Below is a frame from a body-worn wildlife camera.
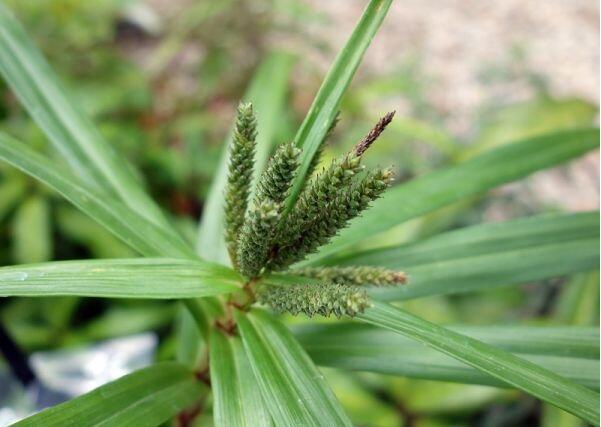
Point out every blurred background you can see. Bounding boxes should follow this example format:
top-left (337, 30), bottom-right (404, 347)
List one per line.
top-left (0, 1), bottom-right (598, 426)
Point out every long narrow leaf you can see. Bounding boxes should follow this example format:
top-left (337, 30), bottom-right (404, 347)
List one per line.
top-left (359, 302), bottom-right (600, 425)
top-left (209, 329), bottom-right (272, 427)
top-left (321, 212), bottom-right (599, 300)
top-left (0, 133), bottom-right (195, 259)
top-left (14, 362), bottom-right (205, 427)
top-left (0, 3), bottom-right (173, 232)
top-left (285, 0), bottom-right (393, 210)
top-left (0, 258), bottom-right (240, 298)
top-left (235, 309), bottom-right (352, 426)
top-left (295, 323), bottom-right (599, 389)
top-left (304, 128), bottom-right (599, 262)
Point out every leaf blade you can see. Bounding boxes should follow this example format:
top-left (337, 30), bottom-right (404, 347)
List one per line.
top-left (209, 329), bottom-right (272, 427)
top-left (0, 3), bottom-right (173, 232)
top-left (286, 0), bottom-right (393, 210)
top-left (359, 302), bottom-right (600, 425)
top-left (12, 194), bottom-right (51, 263)
top-left (295, 323), bottom-right (599, 389)
top-left (0, 133), bottom-right (195, 259)
top-left (0, 258), bottom-right (240, 298)
top-left (14, 362), bottom-right (205, 427)
top-left (235, 309), bottom-right (352, 426)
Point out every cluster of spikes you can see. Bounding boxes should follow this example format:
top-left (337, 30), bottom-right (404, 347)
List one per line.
top-left (224, 102), bottom-right (407, 318)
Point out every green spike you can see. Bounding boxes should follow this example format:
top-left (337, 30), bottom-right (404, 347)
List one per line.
top-left (270, 168), bottom-right (394, 270)
top-left (224, 102), bottom-right (257, 267)
top-left (291, 266), bottom-right (407, 286)
top-left (255, 142), bottom-right (301, 204)
top-left (257, 283), bottom-right (370, 318)
top-left (236, 199), bottom-right (280, 278)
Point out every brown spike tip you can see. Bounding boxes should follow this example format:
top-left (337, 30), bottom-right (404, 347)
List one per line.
top-left (354, 111), bottom-right (396, 157)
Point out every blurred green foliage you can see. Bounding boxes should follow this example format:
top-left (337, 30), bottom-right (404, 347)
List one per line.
top-left (0, 1), bottom-right (598, 426)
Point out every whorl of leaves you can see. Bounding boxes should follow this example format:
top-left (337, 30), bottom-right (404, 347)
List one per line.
top-left (257, 283), bottom-right (369, 318)
top-left (224, 102), bottom-right (257, 266)
top-left (291, 266), bottom-right (407, 286)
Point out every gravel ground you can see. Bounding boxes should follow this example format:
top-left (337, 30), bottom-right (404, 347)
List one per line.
top-left (303, 0), bottom-right (598, 131)
top-left (139, 0), bottom-right (599, 211)
top-left (300, 0), bottom-right (600, 212)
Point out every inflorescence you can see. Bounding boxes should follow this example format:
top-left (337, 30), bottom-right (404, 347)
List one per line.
top-left (223, 104), bottom-right (406, 318)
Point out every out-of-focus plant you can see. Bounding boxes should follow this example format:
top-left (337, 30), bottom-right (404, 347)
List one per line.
top-left (0, 1), bottom-right (599, 426)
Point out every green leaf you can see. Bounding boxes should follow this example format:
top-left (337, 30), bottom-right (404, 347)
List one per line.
top-left (554, 271), bottom-right (600, 326)
top-left (55, 206), bottom-right (137, 259)
top-left (322, 212), bottom-right (599, 300)
top-left (196, 52), bottom-right (294, 263)
top-left (543, 405), bottom-right (588, 427)
top-left (359, 302), bottom-right (600, 425)
top-left (0, 133), bottom-right (195, 259)
top-left (235, 309), bottom-right (352, 426)
top-left (286, 0), bottom-right (393, 211)
top-left (295, 323), bottom-right (599, 389)
top-left (0, 258), bottom-right (240, 298)
top-left (14, 362), bottom-right (205, 427)
top-left (176, 306), bottom-right (204, 366)
top-left (209, 329), bottom-right (272, 427)
top-left (464, 97), bottom-right (598, 159)
top-left (0, 178), bottom-right (25, 222)
top-left (303, 128), bottom-right (599, 262)
top-left (69, 304), bottom-right (176, 343)
top-left (0, 3), bottom-right (173, 233)
top-left (12, 194), bottom-right (51, 263)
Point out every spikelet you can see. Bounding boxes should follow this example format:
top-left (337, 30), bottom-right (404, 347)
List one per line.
top-left (273, 154), bottom-right (363, 255)
top-left (224, 102), bottom-right (257, 266)
top-left (236, 199), bottom-right (279, 278)
top-left (257, 283), bottom-right (369, 318)
top-left (255, 142), bottom-right (301, 204)
top-left (236, 143), bottom-right (300, 277)
top-left (272, 113), bottom-right (395, 268)
top-left (291, 266), bottom-right (407, 286)
top-left (270, 167), bottom-right (394, 270)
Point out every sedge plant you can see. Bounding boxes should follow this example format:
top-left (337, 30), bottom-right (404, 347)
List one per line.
top-left (224, 105), bottom-right (405, 318)
top-left (0, 1), bottom-right (599, 426)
